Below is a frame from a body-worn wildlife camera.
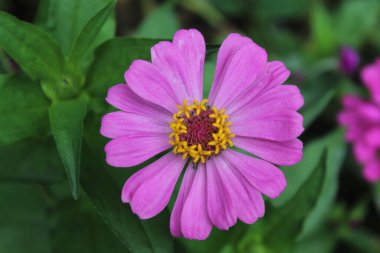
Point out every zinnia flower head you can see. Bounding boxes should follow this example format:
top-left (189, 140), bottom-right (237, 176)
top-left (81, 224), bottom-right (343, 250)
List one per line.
top-left (339, 59), bottom-right (380, 182)
top-left (100, 29), bottom-right (304, 239)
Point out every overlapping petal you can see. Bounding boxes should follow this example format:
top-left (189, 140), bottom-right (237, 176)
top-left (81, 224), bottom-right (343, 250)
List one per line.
top-left (227, 61), bottom-right (291, 116)
top-left (213, 157), bottom-right (261, 224)
top-left (106, 84), bottom-right (171, 122)
top-left (208, 33), bottom-right (253, 104)
top-left (233, 137), bottom-right (303, 166)
top-left (230, 109), bottom-right (304, 141)
top-left (122, 153), bottom-right (186, 219)
top-left (151, 41), bottom-right (191, 103)
top-left (209, 34), bottom-right (267, 109)
top-left (180, 164), bottom-right (212, 240)
top-left (222, 149), bottom-right (286, 199)
top-left (100, 111), bottom-right (170, 139)
top-left (173, 29), bottom-right (205, 101)
top-left (105, 133), bottom-right (170, 167)
top-left (206, 160), bottom-right (236, 230)
top-left (170, 166), bottom-right (196, 237)
top-left (125, 60), bottom-right (180, 113)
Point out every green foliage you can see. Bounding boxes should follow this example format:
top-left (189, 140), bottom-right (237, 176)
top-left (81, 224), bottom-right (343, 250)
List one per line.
top-left (68, 2), bottom-right (115, 64)
top-left (0, 184), bottom-right (50, 253)
top-left (0, 1), bottom-right (378, 252)
top-left (335, 0), bottom-right (380, 47)
top-left (50, 185), bottom-right (129, 253)
top-left (36, 0), bottom-right (116, 55)
top-left (0, 11), bottom-right (64, 81)
top-left (252, 0), bottom-right (311, 19)
top-left (0, 75), bottom-right (49, 144)
top-left (81, 144), bottom-right (173, 253)
top-left (135, 3), bottom-right (180, 39)
top-left (301, 89), bottom-right (335, 128)
top-left (0, 138), bottom-right (63, 183)
top-left (86, 37), bottom-right (157, 97)
top-left (310, 3), bottom-right (337, 56)
top-left (299, 130), bottom-right (346, 240)
top-left (49, 95), bottom-right (88, 199)
top-left (239, 152), bottom-right (327, 253)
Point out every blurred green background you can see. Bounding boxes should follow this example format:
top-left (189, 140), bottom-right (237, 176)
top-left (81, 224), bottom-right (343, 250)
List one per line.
top-left (0, 0), bottom-right (379, 252)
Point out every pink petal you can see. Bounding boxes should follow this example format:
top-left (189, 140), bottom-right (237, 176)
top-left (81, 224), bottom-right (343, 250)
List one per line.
top-left (353, 142), bottom-right (374, 163)
top-left (263, 61), bottom-right (291, 90)
top-left (227, 61), bottom-right (291, 116)
top-left (180, 164), bottom-right (212, 240)
top-left (233, 137), bottom-right (303, 166)
top-left (357, 102), bottom-right (380, 122)
top-left (151, 41), bottom-right (190, 103)
top-left (122, 153), bottom-right (186, 219)
top-left (105, 133), bottom-right (170, 167)
top-left (361, 59), bottom-right (380, 104)
top-left (338, 110), bottom-right (356, 127)
top-left (230, 110), bottom-right (304, 141)
top-left (222, 149), bottom-right (286, 199)
top-left (342, 95), bottom-right (362, 109)
top-left (364, 127), bottom-right (380, 148)
top-left (100, 111), bottom-right (170, 139)
top-left (170, 166), bottom-right (196, 237)
top-left (231, 84), bottom-right (303, 117)
top-left (173, 29), bottom-right (205, 101)
top-left (241, 181), bottom-right (265, 218)
top-left (206, 160), bottom-right (237, 230)
top-left (208, 33), bottom-right (253, 104)
top-left (213, 157), bottom-right (259, 224)
top-left (124, 60), bottom-right (179, 113)
top-left (209, 35), bottom-right (267, 109)
top-left (363, 160), bottom-right (380, 182)
top-left (106, 84), bottom-right (171, 122)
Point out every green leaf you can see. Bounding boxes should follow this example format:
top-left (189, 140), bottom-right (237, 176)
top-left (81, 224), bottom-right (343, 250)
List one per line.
top-left (37, 0), bottom-right (116, 55)
top-left (241, 152), bottom-right (327, 253)
top-left (335, 0), bottom-right (380, 47)
top-left (339, 229), bottom-right (380, 253)
top-left (252, 0), bottom-right (311, 19)
top-left (49, 95), bottom-right (88, 199)
top-left (0, 183), bottom-right (50, 253)
top-left (299, 129), bottom-right (347, 239)
top-left (301, 89), bottom-right (335, 128)
top-left (0, 11), bottom-right (64, 80)
top-left (294, 230), bottom-right (336, 253)
top-left (0, 75), bottom-right (50, 145)
top-left (203, 60), bottom-right (216, 98)
top-left (86, 37), bottom-right (157, 97)
top-left (374, 182), bottom-right (380, 213)
top-left (51, 191), bottom-right (129, 253)
top-left (272, 138), bottom-right (326, 207)
top-left (135, 3), bottom-right (180, 39)
top-left (0, 138), bottom-right (63, 183)
top-left (81, 144), bottom-right (173, 253)
top-left (68, 1), bottom-right (115, 64)
top-left (310, 3), bottom-right (336, 55)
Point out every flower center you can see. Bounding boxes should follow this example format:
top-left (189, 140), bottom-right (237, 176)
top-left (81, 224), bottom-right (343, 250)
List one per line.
top-left (169, 99), bottom-right (235, 164)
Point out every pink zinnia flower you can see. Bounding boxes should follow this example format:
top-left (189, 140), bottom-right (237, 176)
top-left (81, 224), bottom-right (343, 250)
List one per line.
top-left (339, 59), bottom-right (380, 182)
top-left (100, 29), bottom-right (304, 239)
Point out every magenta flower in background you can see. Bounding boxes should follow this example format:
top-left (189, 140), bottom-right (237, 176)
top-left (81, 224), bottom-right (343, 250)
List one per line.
top-left (339, 46), bottom-right (360, 75)
top-left (362, 59), bottom-right (380, 104)
top-left (339, 59), bottom-right (380, 182)
top-left (100, 29), bottom-right (304, 239)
